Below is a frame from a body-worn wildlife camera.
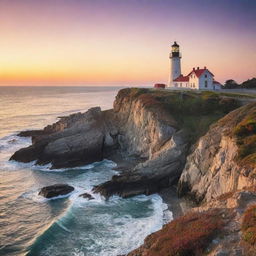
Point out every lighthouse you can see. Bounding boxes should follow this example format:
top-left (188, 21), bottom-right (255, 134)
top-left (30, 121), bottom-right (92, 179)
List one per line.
top-left (168, 41), bottom-right (181, 87)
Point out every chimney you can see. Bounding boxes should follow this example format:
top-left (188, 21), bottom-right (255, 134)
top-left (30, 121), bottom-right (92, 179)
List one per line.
top-left (204, 66), bottom-right (207, 69)
top-left (193, 67), bottom-right (195, 71)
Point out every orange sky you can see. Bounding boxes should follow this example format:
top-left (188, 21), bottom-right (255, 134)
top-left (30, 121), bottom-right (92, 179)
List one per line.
top-left (0, 0), bottom-right (255, 86)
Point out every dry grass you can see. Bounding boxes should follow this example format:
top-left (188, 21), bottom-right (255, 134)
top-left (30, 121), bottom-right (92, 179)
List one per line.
top-left (242, 205), bottom-right (256, 247)
top-left (128, 209), bottom-right (225, 256)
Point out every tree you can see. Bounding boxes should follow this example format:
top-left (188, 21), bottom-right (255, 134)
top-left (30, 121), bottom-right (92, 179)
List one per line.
top-left (241, 78), bottom-right (256, 89)
top-left (223, 79), bottom-right (240, 89)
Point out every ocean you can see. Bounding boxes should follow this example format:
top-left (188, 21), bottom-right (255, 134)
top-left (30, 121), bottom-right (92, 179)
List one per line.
top-left (0, 86), bottom-right (172, 256)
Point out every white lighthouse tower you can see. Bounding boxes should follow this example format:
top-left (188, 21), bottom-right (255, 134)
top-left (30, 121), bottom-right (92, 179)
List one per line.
top-left (168, 41), bottom-right (181, 87)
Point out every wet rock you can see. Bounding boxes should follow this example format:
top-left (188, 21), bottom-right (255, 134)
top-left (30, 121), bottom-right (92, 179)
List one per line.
top-left (94, 130), bottom-right (188, 198)
top-left (10, 107), bottom-right (110, 168)
top-left (17, 130), bottom-right (49, 137)
top-left (79, 192), bottom-right (94, 200)
top-left (39, 184), bottom-right (74, 198)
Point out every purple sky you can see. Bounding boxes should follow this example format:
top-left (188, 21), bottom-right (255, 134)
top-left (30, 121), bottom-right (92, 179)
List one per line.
top-left (0, 0), bottom-right (255, 85)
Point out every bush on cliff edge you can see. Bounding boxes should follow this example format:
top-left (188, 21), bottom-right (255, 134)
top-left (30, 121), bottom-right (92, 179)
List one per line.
top-left (128, 209), bottom-right (225, 256)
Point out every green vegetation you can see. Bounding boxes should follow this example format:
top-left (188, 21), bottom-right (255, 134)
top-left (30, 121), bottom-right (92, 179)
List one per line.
top-left (118, 88), bottom-right (240, 144)
top-left (137, 209), bottom-right (224, 256)
top-left (242, 205), bottom-right (256, 246)
top-left (223, 77), bottom-right (256, 89)
top-left (233, 110), bottom-right (256, 166)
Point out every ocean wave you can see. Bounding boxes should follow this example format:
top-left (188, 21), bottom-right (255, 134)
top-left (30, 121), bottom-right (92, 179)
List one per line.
top-left (27, 193), bottom-right (173, 256)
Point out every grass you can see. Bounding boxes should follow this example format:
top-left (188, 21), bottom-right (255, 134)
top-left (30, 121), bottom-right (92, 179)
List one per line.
top-left (118, 88), bottom-right (256, 165)
top-left (128, 209), bottom-right (225, 256)
top-left (242, 205), bottom-right (256, 246)
top-left (117, 88), bottom-right (241, 144)
top-left (232, 110), bottom-right (256, 166)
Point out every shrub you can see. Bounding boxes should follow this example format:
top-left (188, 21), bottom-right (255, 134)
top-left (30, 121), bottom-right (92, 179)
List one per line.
top-left (242, 205), bottom-right (256, 246)
top-left (233, 111), bottom-right (256, 165)
top-left (129, 209), bottom-right (225, 256)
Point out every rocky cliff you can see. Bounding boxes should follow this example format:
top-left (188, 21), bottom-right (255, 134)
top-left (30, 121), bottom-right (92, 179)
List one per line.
top-left (178, 102), bottom-right (256, 203)
top-left (10, 88), bottom-right (256, 255)
top-left (11, 88), bottom-right (240, 197)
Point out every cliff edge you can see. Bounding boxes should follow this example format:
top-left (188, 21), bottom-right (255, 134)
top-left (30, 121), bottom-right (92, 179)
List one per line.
top-left (178, 102), bottom-right (256, 203)
top-left (11, 88), bottom-right (240, 198)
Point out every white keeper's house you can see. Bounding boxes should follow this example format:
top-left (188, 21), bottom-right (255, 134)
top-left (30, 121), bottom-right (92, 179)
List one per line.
top-left (168, 41), bottom-right (221, 90)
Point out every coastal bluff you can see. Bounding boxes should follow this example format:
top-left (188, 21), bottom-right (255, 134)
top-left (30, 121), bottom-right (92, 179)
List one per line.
top-left (10, 88), bottom-right (256, 255)
top-left (10, 88), bottom-right (255, 200)
top-left (11, 88), bottom-right (241, 198)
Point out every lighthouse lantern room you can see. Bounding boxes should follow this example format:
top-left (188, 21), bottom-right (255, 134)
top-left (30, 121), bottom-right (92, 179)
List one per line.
top-left (169, 41), bottom-right (181, 87)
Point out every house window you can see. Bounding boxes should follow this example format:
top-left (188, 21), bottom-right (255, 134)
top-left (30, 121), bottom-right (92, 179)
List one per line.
top-left (205, 81), bottom-right (208, 88)
top-left (180, 83), bottom-right (182, 87)
top-left (205, 74), bottom-right (207, 78)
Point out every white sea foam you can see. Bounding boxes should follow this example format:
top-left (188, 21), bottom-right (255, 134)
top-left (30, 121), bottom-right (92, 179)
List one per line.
top-left (1, 132), bottom-right (173, 256)
top-left (68, 194), bottom-right (173, 256)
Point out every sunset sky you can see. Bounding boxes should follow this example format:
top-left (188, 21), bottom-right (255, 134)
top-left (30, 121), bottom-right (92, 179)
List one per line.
top-left (0, 0), bottom-right (255, 86)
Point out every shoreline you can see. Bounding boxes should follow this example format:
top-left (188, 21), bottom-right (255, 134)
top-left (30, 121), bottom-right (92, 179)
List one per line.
top-left (159, 186), bottom-right (195, 219)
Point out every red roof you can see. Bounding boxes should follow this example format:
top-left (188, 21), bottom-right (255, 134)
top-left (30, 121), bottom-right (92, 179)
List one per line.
top-left (173, 75), bottom-right (189, 82)
top-left (188, 67), bottom-right (214, 78)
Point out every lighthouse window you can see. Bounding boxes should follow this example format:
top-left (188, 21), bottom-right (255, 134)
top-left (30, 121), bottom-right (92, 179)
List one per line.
top-left (205, 81), bottom-right (208, 88)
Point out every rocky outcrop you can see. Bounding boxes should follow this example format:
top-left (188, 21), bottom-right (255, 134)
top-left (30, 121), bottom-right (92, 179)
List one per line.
top-left (11, 89), bottom-right (190, 196)
top-left (94, 130), bottom-right (188, 198)
top-left (39, 184), bottom-right (74, 198)
top-left (10, 107), bottom-right (118, 168)
top-left (178, 103), bottom-right (256, 203)
top-left (79, 192), bottom-right (94, 200)
top-left (11, 88), bottom-right (242, 198)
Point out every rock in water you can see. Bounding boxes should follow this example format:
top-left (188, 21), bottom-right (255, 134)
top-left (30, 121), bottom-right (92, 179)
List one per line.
top-left (10, 107), bottom-right (111, 168)
top-left (39, 184), bottom-right (74, 198)
top-left (79, 192), bottom-right (94, 200)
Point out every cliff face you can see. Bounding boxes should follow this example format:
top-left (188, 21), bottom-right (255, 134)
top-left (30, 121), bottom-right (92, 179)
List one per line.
top-left (11, 88), bottom-right (242, 198)
top-left (94, 89), bottom-right (189, 197)
top-left (178, 103), bottom-right (256, 203)
top-left (113, 89), bottom-right (177, 159)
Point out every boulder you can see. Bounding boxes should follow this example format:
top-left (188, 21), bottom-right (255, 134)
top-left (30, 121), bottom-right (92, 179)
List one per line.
top-left (79, 192), bottom-right (94, 200)
top-left (39, 184), bottom-right (74, 198)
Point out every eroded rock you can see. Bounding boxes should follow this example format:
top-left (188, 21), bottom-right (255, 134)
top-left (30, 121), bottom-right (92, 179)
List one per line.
top-left (39, 184), bottom-right (74, 198)
top-left (79, 192), bottom-right (94, 200)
